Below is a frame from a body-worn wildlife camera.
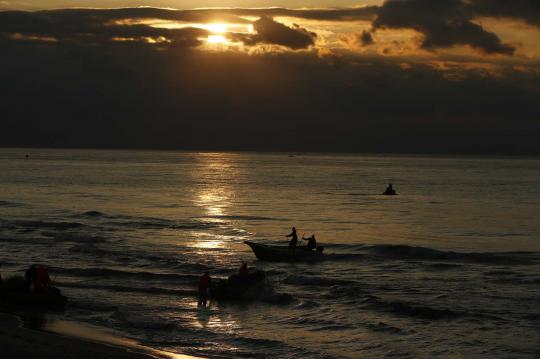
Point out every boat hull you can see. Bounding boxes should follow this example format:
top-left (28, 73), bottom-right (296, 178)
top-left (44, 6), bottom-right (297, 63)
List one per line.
top-left (0, 288), bottom-right (68, 310)
top-left (244, 241), bottom-right (324, 262)
top-left (210, 271), bottom-right (266, 301)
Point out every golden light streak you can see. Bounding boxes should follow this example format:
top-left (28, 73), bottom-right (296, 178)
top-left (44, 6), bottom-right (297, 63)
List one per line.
top-left (207, 35), bottom-right (227, 44)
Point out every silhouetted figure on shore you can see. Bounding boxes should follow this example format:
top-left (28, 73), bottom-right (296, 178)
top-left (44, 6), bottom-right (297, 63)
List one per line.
top-left (286, 227), bottom-right (298, 249)
top-left (302, 235), bottom-right (317, 250)
top-left (383, 183), bottom-right (397, 196)
top-left (24, 265), bottom-right (51, 293)
top-left (25, 265), bottom-right (37, 291)
top-left (35, 266), bottom-right (51, 293)
top-left (198, 271), bottom-right (211, 307)
top-left (239, 260), bottom-right (249, 276)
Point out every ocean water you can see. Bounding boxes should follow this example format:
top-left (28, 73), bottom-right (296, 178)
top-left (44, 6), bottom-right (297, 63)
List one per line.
top-left (0, 148), bottom-right (539, 358)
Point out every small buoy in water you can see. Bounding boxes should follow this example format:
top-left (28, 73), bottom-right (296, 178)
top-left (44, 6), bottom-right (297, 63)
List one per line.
top-left (25, 154), bottom-right (29, 159)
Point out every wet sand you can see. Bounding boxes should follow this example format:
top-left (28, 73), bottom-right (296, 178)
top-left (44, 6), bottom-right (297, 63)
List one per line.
top-left (0, 313), bottom-right (199, 359)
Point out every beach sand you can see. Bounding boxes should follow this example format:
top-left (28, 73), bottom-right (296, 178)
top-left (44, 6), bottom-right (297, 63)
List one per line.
top-left (0, 313), bottom-right (200, 359)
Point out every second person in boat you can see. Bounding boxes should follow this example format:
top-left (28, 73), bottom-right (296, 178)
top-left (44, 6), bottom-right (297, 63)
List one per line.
top-left (302, 234), bottom-right (317, 250)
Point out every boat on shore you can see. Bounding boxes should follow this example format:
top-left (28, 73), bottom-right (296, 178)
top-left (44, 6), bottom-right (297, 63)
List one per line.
top-left (244, 240), bottom-right (325, 262)
top-left (0, 276), bottom-right (68, 310)
top-left (0, 289), bottom-right (68, 310)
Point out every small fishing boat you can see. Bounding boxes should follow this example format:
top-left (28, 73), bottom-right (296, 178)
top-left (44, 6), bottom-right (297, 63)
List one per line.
top-left (0, 287), bottom-right (68, 310)
top-left (0, 275), bottom-right (68, 310)
top-left (244, 241), bottom-right (325, 262)
top-left (210, 270), bottom-right (267, 301)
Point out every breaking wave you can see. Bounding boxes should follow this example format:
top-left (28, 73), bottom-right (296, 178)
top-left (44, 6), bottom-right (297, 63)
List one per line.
top-left (56, 281), bottom-right (196, 296)
top-left (362, 295), bottom-right (459, 320)
top-left (0, 219), bottom-right (87, 230)
top-left (283, 275), bottom-right (355, 287)
top-left (50, 266), bottom-right (199, 283)
top-left (361, 244), bottom-right (540, 265)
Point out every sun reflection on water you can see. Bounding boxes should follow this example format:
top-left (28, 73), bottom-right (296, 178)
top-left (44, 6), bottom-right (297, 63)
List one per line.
top-left (191, 153), bottom-right (241, 249)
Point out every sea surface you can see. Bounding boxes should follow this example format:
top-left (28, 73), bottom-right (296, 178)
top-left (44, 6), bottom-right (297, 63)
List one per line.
top-left (0, 148), bottom-right (539, 358)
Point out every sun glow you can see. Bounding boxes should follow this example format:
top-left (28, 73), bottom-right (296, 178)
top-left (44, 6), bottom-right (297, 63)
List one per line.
top-left (207, 23), bottom-right (228, 34)
top-left (207, 35), bottom-right (227, 44)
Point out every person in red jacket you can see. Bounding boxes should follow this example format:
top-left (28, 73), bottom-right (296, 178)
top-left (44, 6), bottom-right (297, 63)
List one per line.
top-left (35, 266), bottom-right (51, 293)
top-left (198, 271), bottom-right (211, 307)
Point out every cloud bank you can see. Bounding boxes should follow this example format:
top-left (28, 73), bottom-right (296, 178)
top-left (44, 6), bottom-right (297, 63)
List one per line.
top-left (0, 5), bottom-right (539, 154)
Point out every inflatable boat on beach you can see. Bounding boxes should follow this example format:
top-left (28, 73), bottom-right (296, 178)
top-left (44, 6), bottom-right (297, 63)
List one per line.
top-left (210, 270), bottom-right (267, 301)
top-left (244, 240), bottom-right (325, 262)
top-left (0, 287), bottom-right (68, 310)
top-left (0, 276), bottom-right (68, 310)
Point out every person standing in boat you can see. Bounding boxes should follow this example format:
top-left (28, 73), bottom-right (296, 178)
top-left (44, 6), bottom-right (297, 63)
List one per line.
top-left (198, 271), bottom-right (211, 307)
top-left (302, 234), bottom-right (317, 250)
top-left (286, 227), bottom-right (298, 249)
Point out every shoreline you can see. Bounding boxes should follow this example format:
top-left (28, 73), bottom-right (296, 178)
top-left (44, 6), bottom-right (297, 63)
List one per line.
top-left (0, 312), bottom-right (201, 359)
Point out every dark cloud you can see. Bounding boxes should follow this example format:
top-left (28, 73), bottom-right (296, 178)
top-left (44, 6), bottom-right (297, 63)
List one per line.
top-left (0, 9), bottom-right (210, 47)
top-left (372, 0), bottom-right (515, 55)
top-left (231, 16), bottom-right (316, 49)
top-left (359, 30), bottom-right (374, 46)
top-left (1, 3), bottom-right (538, 55)
top-left (0, 8), bottom-right (319, 49)
top-left (5, 6), bottom-right (378, 26)
top-left (0, 6), bottom-right (539, 154)
top-left (1, 29), bottom-right (539, 154)
top-left (471, 0), bottom-right (540, 27)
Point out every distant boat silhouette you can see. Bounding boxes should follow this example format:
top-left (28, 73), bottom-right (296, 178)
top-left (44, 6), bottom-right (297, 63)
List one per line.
top-left (383, 183), bottom-right (397, 196)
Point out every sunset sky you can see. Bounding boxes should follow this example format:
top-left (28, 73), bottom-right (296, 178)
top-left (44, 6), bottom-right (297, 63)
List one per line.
top-left (1, 0), bottom-right (539, 154)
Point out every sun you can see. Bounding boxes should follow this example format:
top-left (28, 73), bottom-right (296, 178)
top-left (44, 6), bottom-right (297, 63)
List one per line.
top-left (207, 23), bottom-right (227, 34)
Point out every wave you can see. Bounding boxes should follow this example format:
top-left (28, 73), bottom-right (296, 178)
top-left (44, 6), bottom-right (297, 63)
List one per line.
top-left (0, 200), bottom-right (23, 207)
top-left (196, 215), bottom-right (282, 221)
top-left (0, 219), bottom-right (87, 231)
top-left (68, 299), bottom-right (119, 312)
top-left (363, 295), bottom-right (459, 320)
top-left (324, 243), bottom-right (371, 250)
top-left (366, 322), bottom-right (403, 334)
top-left (43, 232), bottom-right (107, 244)
top-left (103, 219), bottom-right (217, 230)
top-left (80, 210), bottom-right (106, 217)
top-left (423, 263), bottom-right (463, 271)
top-left (262, 292), bottom-right (295, 305)
top-left (362, 244), bottom-right (540, 265)
top-left (457, 231), bottom-right (525, 238)
top-left (18, 220), bottom-right (86, 229)
top-left (276, 316), bottom-right (355, 333)
top-left (56, 281), bottom-right (196, 296)
top-left (50, 266), bottom-right (199, 283)
top-left (110, 311), bottom-right (178, 331)
top-left (72, 211), bottom-right (220, 230)
top-left (324, 253), bottom-right (369, 262)
top-left (295, 300), bottom-right (321, 309)
top-left (283, 274), bottom-right (355, 287)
